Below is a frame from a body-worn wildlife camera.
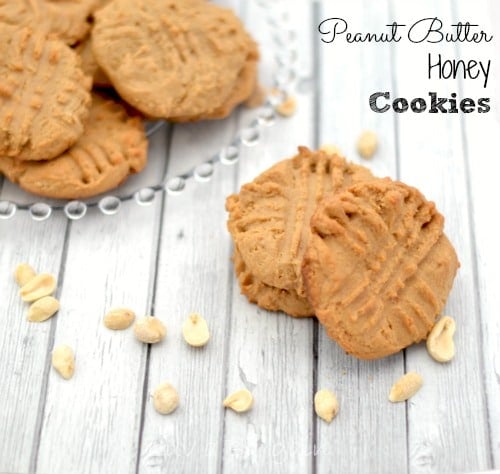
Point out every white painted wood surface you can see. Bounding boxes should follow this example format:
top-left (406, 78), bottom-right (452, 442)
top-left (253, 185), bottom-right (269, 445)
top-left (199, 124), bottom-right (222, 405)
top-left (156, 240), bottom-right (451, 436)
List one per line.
top-left (0, 0), bottom-right (499, 473)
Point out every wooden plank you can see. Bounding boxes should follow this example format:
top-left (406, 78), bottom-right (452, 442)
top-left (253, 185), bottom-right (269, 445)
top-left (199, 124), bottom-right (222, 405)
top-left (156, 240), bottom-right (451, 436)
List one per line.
top-left (0, 214), bottom-right (67, 473)
top-left (455, 0), bottom-right (499, 466)
top-left (391, 0), bottom-right (492, 472)
top-left (315, 1), bottom-right (406, 473)
top-left (34, 129), bottom-right (168, 473)
top-left (221, 1), bottom-right (315, 472)
top-left (136, 3), bottom-right (242, 472)
top-left (136, 134), bottom-right (236, 474)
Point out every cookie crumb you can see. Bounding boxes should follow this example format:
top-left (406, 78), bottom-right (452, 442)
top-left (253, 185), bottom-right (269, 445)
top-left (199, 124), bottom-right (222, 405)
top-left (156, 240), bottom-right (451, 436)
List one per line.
top-left (357, 130), bottom-right (378, 159)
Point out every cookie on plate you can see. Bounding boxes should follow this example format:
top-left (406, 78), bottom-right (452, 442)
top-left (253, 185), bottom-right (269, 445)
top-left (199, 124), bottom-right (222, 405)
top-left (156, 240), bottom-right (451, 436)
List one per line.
top-left (91, 0), bottom-right (258, 120)
top-left (226, 147), bottom-right (375, 298)
top-left (0, 94), bottom-right (147, 199)
top-left (0, 25), bottom-right (91, 161)
top-left (302, 178), bottom-right (459, 360)
top-left (0, 0), bottom-right (95, 45)
top-left (74, 34), bottom-right (112, 88)
top-left (233, 246), bottom-right (314, 318)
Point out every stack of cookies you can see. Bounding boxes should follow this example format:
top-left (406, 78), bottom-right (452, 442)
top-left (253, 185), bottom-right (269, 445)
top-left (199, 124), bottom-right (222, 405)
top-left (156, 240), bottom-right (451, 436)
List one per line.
top-left (0, 0), bottom-right (259, 199)
top-left (226, 147), bottom-right (460, 360)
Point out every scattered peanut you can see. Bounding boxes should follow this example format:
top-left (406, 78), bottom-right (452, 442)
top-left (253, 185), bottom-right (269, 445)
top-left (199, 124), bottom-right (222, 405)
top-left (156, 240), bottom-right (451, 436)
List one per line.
top-left (276, 95), bottom-right (297, 117)
top-left (320, 144), bottom-right (344, 157)
top-left (152, 382), bottom-right (179, 415)
top-left (14, 263), bottom-right (37, 287)
top-left (19, 273), bottom-right (56, 302)
top-left (223, 389), bottom-right (254, 413)
top-left (182, 313), bottom-right (210, 347)
top-left (389, 372), bottom-right (423, 402)
top-left (52, 344), bottom-right (75, 380)
top-left (104, 307), bottom-right (136, 330)
top-left (314, 389), bottom-right (339, 423)
top-left (426, 316), bottom-right (456, 363)
top-left (133, 316), bottom-right (166, 344)
top-left (27, 296), bottom-right (60, 322)
top-left (356, 130), bottom-right (378, 159)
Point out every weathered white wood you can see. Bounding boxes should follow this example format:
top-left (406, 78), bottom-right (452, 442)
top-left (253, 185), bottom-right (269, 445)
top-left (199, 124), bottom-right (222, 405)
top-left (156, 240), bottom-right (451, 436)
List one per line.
top-left (315, 1), bottom-right (406, 473)
top-left (34, 129), bottom-right (167, 474)
top-left (456, 0), bottom-right (500, 466)
top-left (0, 215), bottom-right (67, 473)
top-left (137, 110), bottom-right (237, 474)
top-left (391, 0), bottom-right (491, 472)
top-left (222, 2), bottom-right (316, 473)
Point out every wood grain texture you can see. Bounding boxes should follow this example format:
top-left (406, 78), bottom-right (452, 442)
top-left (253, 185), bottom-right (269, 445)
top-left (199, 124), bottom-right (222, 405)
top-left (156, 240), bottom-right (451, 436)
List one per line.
top-left (315, 1), bottom-right (407, 472)
top-left (456, 0), bottom-right (500, 466)
top-left (391, 0), bottom-right (492, 472)
top-left (222, 2), bottom-right (315, 473)
top-left (34, 129), bottom-right (168, 474)
top-left (0, 215), bottom-right (67, 473)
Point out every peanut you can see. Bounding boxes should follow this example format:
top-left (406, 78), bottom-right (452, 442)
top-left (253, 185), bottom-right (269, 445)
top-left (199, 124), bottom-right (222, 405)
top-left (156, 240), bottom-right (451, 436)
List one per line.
top-left (182, 312), bottom-right (210, 347)
top-left (19, 273), bottom-right (56, 302)
top-left (356, 130), bottom-right (378, 159)
top-left (426, 316), bottom-right (456, 362)
top-left (14, 263), bottom-right (36, 287)
top-left (223, 389), bottom-right (253, 413)
top-left (104, 307), bottom-right (136, 330)
top-left (133, 316), bottom-right (166, 344)
top-left (52, 344), bottom-right (75, 379)
top-left (276, 96), bottom-right (297, 117)
top-left (152, 382), bottom-right (179, 415)
top-left (27, 296), bottom-right (60, 322)
top-left (314, 389), bottom-right (339, 423)
top-left (389, 372), bottom-right (423, 402)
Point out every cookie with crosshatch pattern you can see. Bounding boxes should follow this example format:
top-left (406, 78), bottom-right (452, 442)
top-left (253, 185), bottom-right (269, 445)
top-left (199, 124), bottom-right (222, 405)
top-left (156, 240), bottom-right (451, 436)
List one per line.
top-left (226, 146), bottom-right (375, 302)
top-left (0, 93), bottom-right (147, 199)
top-left (302, 178), bottom-right (459, 360)
top-left (0, 25), bottom-right (91, 161)
top-left (91, 0), bottom-right (258, 120)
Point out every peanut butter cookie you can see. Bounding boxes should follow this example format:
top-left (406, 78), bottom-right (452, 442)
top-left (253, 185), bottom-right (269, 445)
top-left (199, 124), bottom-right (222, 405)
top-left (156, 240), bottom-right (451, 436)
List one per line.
top-left (0, 94), bottom-right (147, 199)
top-left (91, 0), bottom-right (258, 120)
top-left (233, 246), bottom-right (314, 318)
top-left (0, 25), bottom-right (91, 161)
top-left (0, 0), bottom-right (95, 45)
top-left (226, 147), bottom-right (374, 297)
top-left (302, 178), bottom-right (459, 360)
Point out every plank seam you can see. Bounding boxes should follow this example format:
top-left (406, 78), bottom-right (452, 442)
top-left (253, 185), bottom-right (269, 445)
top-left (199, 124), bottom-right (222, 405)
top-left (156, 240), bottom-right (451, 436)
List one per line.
top-left (29, 220), bottom-right (72, 473)
top-left (450, 0), bottom-right (494, 467)
top-left (134, 124), bottom-right (173, 474)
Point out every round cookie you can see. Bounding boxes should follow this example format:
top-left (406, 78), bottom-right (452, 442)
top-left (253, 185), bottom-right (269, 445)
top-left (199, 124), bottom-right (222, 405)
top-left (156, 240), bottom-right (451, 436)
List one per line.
top-left (233, 246), bottom-right (314, 318)
top-left (0, 94), bottom-right (147, 199)
top-left (91, 0), bottom-right (258, 120)
top-left (0, 25), bottom-right (91, 161)
top-left (226, 146), bottom-right (374, 297)
top-left (302, 178), bottom-right (459, 360)
top-left (0, 0), bottom-right (95, 45)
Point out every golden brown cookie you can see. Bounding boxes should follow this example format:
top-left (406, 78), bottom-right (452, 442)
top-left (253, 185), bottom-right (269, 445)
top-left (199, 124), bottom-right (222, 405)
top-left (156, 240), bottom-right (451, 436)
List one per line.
top-left (226, 147), bottom-right (374, 297)
top-left (302, 178), bottom-right (459, 360)
top-left (233, 246), bottom-right (314, 318)
top-left (74, 34), bottom-right (112, 88)
top-left (169, 42), bottom-right (258, 122)
top-left (0, 94), bottom-right (147, 199)
top-left (0, 25), bottom-right (91, 161)
top-left (0, 0), bottom-right (95, 45)
top-left (91, 0), bottom-right (258, 120)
